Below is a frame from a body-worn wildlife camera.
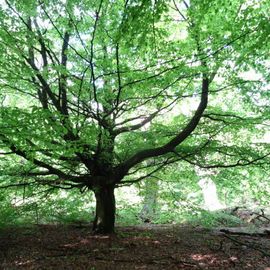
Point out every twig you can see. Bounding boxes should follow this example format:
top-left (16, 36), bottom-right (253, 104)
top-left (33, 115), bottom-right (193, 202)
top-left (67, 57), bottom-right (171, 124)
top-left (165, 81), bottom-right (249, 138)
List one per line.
top-left (222, 233), bottom-right (270, 257)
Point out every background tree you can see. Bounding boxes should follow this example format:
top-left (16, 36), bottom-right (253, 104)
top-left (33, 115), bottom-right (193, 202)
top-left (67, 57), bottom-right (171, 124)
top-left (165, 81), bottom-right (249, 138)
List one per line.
top-left (0, 0), bottom-right (269, 233)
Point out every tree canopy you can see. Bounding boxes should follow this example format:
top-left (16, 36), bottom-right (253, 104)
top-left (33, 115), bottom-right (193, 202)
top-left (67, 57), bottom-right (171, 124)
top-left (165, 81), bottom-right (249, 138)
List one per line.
top-left (0, 0), bottom-right (269, 233)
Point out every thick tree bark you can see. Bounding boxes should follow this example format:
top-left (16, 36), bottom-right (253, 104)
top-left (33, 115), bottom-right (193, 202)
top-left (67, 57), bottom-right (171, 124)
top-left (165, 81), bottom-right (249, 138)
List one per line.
top-left (93, 185), bottom-right (116, 234)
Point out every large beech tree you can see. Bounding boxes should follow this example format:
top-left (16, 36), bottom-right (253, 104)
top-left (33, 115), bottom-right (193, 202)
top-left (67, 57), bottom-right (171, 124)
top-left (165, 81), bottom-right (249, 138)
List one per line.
top-left (0, 0), bottom-right (269, 233)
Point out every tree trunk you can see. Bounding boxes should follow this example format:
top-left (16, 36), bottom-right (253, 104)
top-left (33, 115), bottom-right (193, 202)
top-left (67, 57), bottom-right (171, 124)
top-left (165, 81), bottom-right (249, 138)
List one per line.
top-left (139, 179), bottom-right (158, 223)
top-left (93, 185), bottom-right (116, 234)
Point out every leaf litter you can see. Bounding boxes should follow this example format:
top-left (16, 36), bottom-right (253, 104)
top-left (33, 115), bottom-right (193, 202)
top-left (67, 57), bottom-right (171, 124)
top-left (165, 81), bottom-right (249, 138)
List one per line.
top-left (0, 224), bottom-right (270, 269)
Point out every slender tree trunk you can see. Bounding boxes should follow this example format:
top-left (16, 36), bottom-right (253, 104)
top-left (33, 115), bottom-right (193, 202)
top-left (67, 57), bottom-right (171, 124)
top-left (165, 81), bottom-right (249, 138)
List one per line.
top-left (139, 179), bottom-right (158, 222)
top-left (93, 185), bottom-right (116, 234)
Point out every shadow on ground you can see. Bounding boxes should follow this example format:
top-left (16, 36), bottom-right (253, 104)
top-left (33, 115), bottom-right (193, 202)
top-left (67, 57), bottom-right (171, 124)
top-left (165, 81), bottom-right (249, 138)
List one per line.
top-left (0, 224), bottom-right (270, 269)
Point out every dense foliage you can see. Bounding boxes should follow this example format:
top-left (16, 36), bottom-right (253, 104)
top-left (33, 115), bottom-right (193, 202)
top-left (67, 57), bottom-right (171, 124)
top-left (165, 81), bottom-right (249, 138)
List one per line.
top-left (0, 0), bottom-right (269, 233)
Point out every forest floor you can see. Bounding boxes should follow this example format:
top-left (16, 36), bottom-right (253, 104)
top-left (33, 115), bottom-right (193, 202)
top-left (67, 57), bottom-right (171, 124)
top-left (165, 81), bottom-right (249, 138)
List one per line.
top-left (0, 223), bottom-right (270, 270)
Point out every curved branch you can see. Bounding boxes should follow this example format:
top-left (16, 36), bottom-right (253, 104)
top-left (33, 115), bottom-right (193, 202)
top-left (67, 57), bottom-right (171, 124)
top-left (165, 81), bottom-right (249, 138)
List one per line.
top-left (117, 75), bottom-right (209, 176)
top-left (113, 111), bottom-right (158, 135)
top-left (0, 134), bottom-right (71, 180)
top-left (183, 152), bottom-right (270, 169)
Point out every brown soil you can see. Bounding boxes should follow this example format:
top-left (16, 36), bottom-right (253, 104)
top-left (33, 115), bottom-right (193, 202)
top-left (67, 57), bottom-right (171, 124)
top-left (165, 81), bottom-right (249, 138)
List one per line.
top-left (0, 224), bottom-right (269, 269)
